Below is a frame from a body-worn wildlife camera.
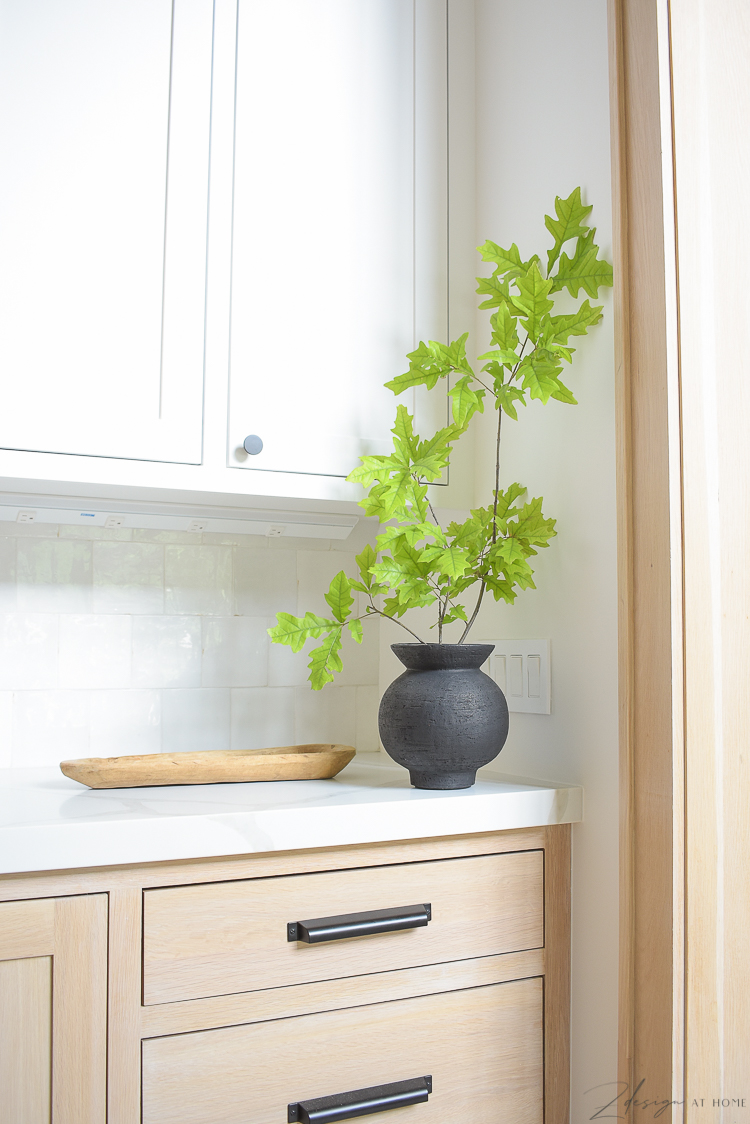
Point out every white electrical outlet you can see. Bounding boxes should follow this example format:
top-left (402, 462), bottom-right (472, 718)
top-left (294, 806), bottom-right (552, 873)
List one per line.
top-left (267, 525), bottom-right (285, 537)
top-left (478, 639), bottom-right (551, 714)
top-left (104, 515), bottom-right (125, 529)
top-left (16, 510), bottom-right (36, 523)
top-left (187, 520), bottom-right (208, 533)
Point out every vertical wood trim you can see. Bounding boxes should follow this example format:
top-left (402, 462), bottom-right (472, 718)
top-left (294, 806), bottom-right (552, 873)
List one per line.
top-left (52, 895), bottom-right (108, 1124)
top-left (609, 0), bottom-right (684, 1111)
top-left (544, 824), bottom-right (571, 1124)
top-left (108, 888), bottom-right (143, 1124)
top-left (608, 0), bottom-right (636, 1093)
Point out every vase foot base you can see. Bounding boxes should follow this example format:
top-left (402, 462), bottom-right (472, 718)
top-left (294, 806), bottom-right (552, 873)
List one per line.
top-left (408, 769), bottom-right (476, 790)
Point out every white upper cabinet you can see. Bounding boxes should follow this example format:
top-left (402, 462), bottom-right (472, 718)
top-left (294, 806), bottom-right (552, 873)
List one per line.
top-left (0, 0), bottom-right (456, 507)
top-left (226, 0), bottom-right (449, 480)
top-left (0, 0), bottom-right (213, 464)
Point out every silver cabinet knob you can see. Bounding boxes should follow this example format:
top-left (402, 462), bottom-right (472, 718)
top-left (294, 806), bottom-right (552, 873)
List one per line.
top-left (243, 434), bottom-right (263, 455)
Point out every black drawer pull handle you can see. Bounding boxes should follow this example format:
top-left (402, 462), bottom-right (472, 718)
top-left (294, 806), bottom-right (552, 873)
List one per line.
top-left (288, 1075), bottom-right (432, 1122)
top-left (287, 903), bottom-right (431, 944)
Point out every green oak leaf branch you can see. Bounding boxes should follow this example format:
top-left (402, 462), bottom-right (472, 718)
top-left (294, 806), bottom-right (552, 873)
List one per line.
top-left (269, 189), bottom-right (613, 689)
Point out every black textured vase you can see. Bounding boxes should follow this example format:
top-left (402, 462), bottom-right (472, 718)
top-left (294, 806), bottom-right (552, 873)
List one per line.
top-left (378, 644), bottom-right (509, 790)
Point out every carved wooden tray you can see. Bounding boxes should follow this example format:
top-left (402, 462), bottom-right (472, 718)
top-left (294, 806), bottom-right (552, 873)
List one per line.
top-left (59, 744), bottom-right (356, 789)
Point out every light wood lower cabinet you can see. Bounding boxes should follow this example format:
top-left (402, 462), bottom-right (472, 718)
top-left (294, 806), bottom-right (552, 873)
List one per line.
top-left (0, 826), bottom-right (570, 1124)
top-left (0, 895), bottom-right (108, 1124)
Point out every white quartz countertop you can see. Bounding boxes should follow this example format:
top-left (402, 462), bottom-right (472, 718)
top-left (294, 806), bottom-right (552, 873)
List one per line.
top-left (0, 754), bottom-right (583, 876)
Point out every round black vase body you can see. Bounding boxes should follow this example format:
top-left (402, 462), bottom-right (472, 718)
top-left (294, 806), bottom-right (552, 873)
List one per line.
top-left (378, 644), bottom-right (509, 790)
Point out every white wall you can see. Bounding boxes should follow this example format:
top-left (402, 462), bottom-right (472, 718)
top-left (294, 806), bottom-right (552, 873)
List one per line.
top-left (0, 519), bottom-right (380, 767)
top-left (475, 0), bottom-right (619, 1112)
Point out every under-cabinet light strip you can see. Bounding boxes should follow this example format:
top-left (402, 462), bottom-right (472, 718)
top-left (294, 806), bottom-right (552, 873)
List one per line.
top-left (0, 497), bottom-right (357, 540)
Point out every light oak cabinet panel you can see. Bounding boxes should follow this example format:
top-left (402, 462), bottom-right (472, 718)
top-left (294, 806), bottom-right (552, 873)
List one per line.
top-left (142, 850), bottom-right (544, 1004)
top-left (0, 895), bottom-right (108, 1124)
top-left (0, 0), bottom-right (212, 465)
top-left (0, 956), bottom-right (52, 1124)
top-left (142, 977), bottom-right (544, 1124)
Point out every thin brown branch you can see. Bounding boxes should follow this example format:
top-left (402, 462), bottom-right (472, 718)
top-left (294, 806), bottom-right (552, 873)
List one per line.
top-left (458, 578), bottom-right (486, 643)
top-left (366, 601), bottom-right (425, 643)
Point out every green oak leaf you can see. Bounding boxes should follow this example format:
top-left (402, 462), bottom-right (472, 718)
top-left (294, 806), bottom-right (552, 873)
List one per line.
top-left (550, 378), bottom-right (577, 405)
top-left (493, 482), bottom-right (527, 521)
top-left (484, 573), bottom-right (517, 603)
top-left (449, 376), bottom-right (485, 428)
top-left (490, 303), bottom-right (520, 352)
top-left (477, 348), bottom-right (520, 369)
top-left (355, 544), bottom-right (377, 587)
top-left (476, 273), bottom-right (525, 313)
top-left (324, 571), bottom-right (354, 623)
top-left (477, 240), bottom-right (539, 280)
top-left (420, 545), bottom-right (471, 580)
top-left (545, 187), bottom-right (593, 272)
top-left (494, 380), bottom-right (527, 420)
top-left (510, 497), bottom-right (557, 545)
top-left (544, 299), bottom-right (604, 346)
top-left (519, 351), bottom-right (574, 404)
top-left (513, 262), bottom-right (554, 340)
top-left (347, 455), bottom-right (397, 487)
top-left (268, 611), bottom-right (334, 653)
top-left (385, 334), bottom-right (473, 395)
top-left (550, 229), bottom-right (614, 298)
top-left (392, 405), bottom-right (418, 458)
top-left (308, 629), bottom-right (344, 690)
top-left (348, 618), bottom-right (364, 644)
top-left (441, 603), bottom-right (468, 625)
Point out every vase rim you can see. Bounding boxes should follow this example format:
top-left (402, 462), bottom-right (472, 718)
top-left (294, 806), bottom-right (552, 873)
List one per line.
top-left (390, 642), bottom-right (494, 670)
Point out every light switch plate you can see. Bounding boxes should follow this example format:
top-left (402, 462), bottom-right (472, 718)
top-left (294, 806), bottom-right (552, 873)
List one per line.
top-left (478, 639), bottom-right (551, 714)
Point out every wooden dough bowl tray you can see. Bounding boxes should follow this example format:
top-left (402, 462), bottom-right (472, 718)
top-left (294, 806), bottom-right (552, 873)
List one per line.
top-left (60, 745), bottom-right (356, 789)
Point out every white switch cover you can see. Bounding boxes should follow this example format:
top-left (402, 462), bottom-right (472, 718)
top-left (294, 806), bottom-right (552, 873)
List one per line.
top-left (478, 639), bottom-right (551, 714)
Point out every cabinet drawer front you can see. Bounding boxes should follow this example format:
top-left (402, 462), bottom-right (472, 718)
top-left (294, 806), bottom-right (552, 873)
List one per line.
top-left (143, 851), bottom-right (543, 1004)
top-left (142, 977), bottom-right (543, 1124)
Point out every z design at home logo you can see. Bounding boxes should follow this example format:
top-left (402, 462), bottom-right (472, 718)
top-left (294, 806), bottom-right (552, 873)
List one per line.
top-left (586, 1081), bottom-right (748, 1120)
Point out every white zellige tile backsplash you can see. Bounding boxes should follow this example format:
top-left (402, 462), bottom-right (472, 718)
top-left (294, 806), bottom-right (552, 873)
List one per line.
top-left (0, 521), bottom-right (380, 768)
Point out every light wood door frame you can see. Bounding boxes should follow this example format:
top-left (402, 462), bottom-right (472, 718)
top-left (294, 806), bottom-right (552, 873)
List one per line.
top-left (609, 0), bottom-right (685, 1107)
top-left (611, 0), bottom-right (750, 1112)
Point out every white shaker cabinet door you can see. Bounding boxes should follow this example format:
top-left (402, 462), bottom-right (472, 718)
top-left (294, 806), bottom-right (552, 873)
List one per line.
top-left (227, 0), bottom-right (449, 479)
top-left (0, 0), bottom-right (213, 464)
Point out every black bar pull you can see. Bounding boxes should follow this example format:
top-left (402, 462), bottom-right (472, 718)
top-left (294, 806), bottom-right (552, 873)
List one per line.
top-left (288, 1075), bottom-right (432, 1123)
top-left (287, 903), bottom-right (431, 944)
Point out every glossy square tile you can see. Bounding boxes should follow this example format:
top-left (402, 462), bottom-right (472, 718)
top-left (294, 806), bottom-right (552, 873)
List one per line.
top-left (233, 548), bottom-right (297, 616)
top-left (0, 614), bottom-right (58, 690)
top-left (59, 615), bottom-right (132, 689)
top-left (165, 545), bottom-right (232, 615)
top-left (93, 541), bottom-right (164, 614)
top-left (355, 685), bottom-right (380, 752)
top-left (12, 690), bottom-right (90, 767)
top-left (90, 689), bottom-right (161, 757)
top-left (201, 617), bottom-right (269, 688)
top-left (17, 539), bottom-right (92, 613)
top-left (297, 550), bottom-right (359, 617)
top-left (230, 687), bottom-right (295, 749)
top-left (0, 691), bottom-right (12, 768)
top-left (267, 633), bottom-right (312, 687)
top-left (161, 688), bottom-right (231, 753)
top-left (294, 684), bottom-right (356, 747)
top-left (0, 537), bottom-right (17, 613)
top-left (132, 616), bottom-right (201, 689)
